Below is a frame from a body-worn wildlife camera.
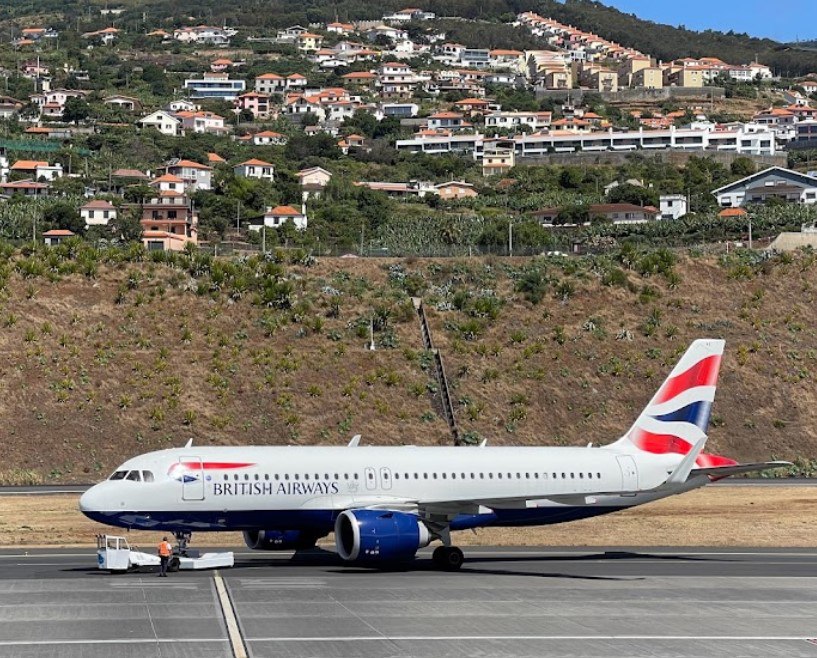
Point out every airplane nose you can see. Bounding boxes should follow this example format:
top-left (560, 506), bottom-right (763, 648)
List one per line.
top-left (79, 485), bottom-right (103, 514)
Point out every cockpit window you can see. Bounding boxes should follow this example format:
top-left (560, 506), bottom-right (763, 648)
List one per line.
top-left (142, 471), bottom-right (154, 483)
top-left (109, 471), bottom-right (128, 481)
top-left (125, 471), bottom-right (141, 482)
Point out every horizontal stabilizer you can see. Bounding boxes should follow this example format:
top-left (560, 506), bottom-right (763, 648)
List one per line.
top-left (666, 436), bottom-right (708, 485)
top-left (691, 461), bottom-right (791, 479)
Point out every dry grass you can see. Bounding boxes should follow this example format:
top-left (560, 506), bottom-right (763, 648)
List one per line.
top-left (3, 487), bottom-right (815, 548)
top-left (2, 253), bottom-right (817, 482)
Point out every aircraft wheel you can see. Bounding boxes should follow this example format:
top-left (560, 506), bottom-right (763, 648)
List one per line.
top-left (167, 556), bottom-right (181, 572)
top-left (433, 546), bottom-right (464, 571)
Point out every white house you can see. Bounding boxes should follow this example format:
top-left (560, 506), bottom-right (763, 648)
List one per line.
top-left (712, 167), bottom-right (817, 208)
top-left (251, 130), bottom-right (288, 146)
top-left (81, 199), bottom-right (117, 227)
top-left (233, 159), bottom-right (275, 182)
top-left (175, 111), bottom-right (227, 135)
top-left (138, 110), bottom-right (182, 136)
top-left (163, 159), bottom-right (213, 192)
top-left (183, 74), bottom-right (246, 100)
top-left (256, 205), bottom-right (307, 230)
top-left (298, 166), bottom-right (332, 200)
top-left (659, 194), bottom-right (688, 220)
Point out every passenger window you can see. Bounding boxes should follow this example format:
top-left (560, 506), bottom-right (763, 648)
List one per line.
top-left (223, 474), bottom-right (229, 481)
top-left (234, 474), bottom-right (239, 481)
top-left (394, 473), bottom-right (399, 479)
top-left (354, 474), bottom-right (359, 480)
top-left (432, 473), bottom-right (437, 479)
top-left (294, 474), bottom-right (299, 480)
top-left (561, 473), bottom-right (566, 479)
top-left (264, 474), bottom-right (269, 481)
top-left (244, 474), bottom-right (250, 481)
top-left (275, 474), bottom-right (280, 480)
top-left (254, 474), bottom-right (259, 481)
top-left (125, 471), bottom-right (140, 482)
top-left (488, 473), bottom-right (493, 479)
top-left (343, 474), bottom-right (348, 480)
top-left (570, 473), bottom-right (575, 479)
top-left (304, 473), bottom-right (309, 480)
top-left (285, 474), bottom-right (290, 480)
top-left (597, 473), bottom-right (601, 479)
top-left (441, 473), bottom-right (447, 479)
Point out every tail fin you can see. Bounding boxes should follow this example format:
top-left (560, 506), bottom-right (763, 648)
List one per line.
top-left (609, 339), bottom-right (736, 467)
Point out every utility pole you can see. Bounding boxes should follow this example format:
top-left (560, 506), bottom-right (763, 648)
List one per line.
top-left (235, 200), bottom-right (241, 231)
top-left (748, 216), bottom-right (753, 250)
top-left (359, 224), bottom-right (364, 256)
top-left (508, 220), bottom-right (513, 257)
top-left (261, 224), bottom-right (266, 254)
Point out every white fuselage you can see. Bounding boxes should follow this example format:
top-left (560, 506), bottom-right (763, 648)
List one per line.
top-left (79, 445), bottom-right (700, 535)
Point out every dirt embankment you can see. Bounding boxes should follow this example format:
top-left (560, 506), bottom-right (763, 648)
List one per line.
top-left (4, 487), bottom-right (815, 548)
top-left (1, 252), bottom-right (816, 483)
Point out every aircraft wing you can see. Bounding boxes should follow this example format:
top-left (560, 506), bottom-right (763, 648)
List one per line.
top-left (690, 461), bottom-right (792, 479)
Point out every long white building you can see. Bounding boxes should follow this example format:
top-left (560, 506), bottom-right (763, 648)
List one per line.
top-left (396, 125), bottom-right (777, 157)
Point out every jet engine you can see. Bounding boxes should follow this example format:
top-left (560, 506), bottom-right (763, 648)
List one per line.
top-left (243, 529), bottom-right (320, 551)
top-left (334, 509), bottom-right (431, 563)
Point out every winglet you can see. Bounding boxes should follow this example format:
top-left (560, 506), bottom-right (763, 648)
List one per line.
top-left (666, 436), bottom-right (707, 485)
top-left (347, 434), bottom-right (361, 447)
top-left (184, 438), bottom-right (193, 448)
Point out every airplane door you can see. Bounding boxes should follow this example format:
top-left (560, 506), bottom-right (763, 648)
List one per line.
top-left (616, 455), bottom-right (639, 492)
top-left (180, 457), bottom-right (205, 501)
top-left (364, 467), bottom-right (378, 491)
top-left (380, 467), bottom-right (392, 491)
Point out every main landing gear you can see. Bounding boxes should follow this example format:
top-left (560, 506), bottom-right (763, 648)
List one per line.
top-left (432, 545), bottom-right (464, 571)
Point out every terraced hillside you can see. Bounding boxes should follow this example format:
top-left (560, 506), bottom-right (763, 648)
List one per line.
top-left (0, 243), bottom-right (816, 484)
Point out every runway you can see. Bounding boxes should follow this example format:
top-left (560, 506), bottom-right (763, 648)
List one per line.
top-left (0, 547), bottom-right (815, 657)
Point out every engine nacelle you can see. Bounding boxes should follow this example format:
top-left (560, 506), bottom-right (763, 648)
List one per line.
top-left (243, 529), bottom-right (319, 551)
top-left (334, 509), bottom-right (431, 563)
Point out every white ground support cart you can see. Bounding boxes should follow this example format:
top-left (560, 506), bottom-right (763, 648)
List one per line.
top-left (96, 535), bottom-right (234, 572)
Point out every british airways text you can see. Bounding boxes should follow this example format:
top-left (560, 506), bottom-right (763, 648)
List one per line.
top-left (212, 481), bottom-right (340, 496)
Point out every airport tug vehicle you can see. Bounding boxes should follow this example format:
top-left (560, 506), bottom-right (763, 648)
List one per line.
top-left (95, 533), bottom-right (234, 573)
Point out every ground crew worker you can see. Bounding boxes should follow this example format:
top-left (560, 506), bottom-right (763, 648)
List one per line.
top-left (157, 536), bottom-right (173, 577)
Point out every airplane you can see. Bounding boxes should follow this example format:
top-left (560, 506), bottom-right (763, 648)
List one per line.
top-left (79, 339), bottom-right (789, 571)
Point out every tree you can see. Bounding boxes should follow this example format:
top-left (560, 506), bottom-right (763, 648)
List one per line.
top-left (44, 201), bottom-right (83, 234)
top-left (607, 184), bottom-right (659, 207)
top-left (730, 157), bottom-right (756, 178)
top-left (62, 97), bottom-right (91, 124)
top-left (111, 207), bottom-right (143, 243)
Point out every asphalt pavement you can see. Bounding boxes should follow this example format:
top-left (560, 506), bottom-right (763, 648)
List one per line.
top-left (0, 546), bottom-right (814, 657)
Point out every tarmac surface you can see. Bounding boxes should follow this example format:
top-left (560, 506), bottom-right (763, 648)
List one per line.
top-left (0, 546), bottom-right (815, 657)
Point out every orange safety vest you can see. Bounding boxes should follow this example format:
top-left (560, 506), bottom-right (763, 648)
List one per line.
top-left (158, 541), bottom-right (172, 557)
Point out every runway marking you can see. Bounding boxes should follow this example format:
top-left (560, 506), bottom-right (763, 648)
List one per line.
top-left (0, 639), bottom-right (227, 647)
top-left (245, 635), bottom-right (817, 642)
top-left (214, 571), bottom-right (249, 658)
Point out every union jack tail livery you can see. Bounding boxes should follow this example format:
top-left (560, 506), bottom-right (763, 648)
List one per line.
top-left (612, 339), bottom-right (737, 468)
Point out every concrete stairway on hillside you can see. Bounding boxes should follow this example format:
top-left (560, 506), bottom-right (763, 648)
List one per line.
top-left (412, 297), bottom-right (462, 446)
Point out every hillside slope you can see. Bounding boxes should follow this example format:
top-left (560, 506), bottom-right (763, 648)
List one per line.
top-left (1, 246), bottom-right (816, 484)
top-left (2, 0), bottom-right (814, 75)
